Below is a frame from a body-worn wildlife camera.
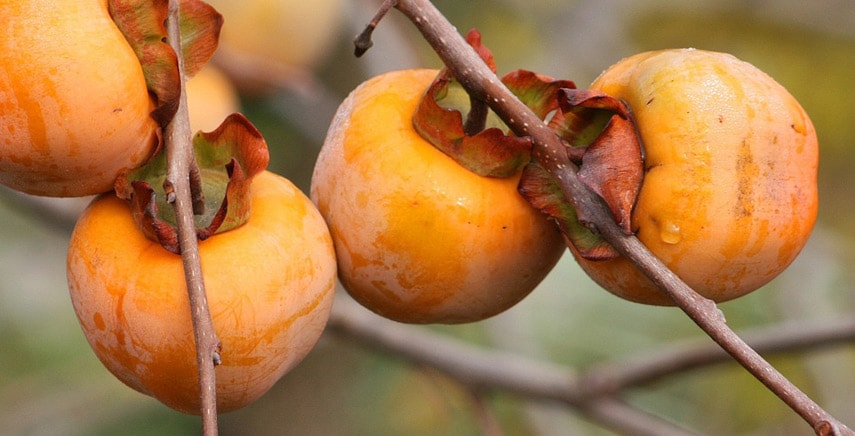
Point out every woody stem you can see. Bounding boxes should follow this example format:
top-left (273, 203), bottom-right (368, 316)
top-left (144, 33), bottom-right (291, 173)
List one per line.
top-left (163, 1), bottom-right (221, 434)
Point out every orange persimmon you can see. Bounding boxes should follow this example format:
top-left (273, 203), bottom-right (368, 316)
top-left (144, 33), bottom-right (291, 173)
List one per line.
top-left (67, 171), bottom-right (336, 413)
top-left (310, 69), bottom-right (566, 324)
top-left (0, 0), bottom-right (158, 197)
top-left (573, 49), bottom-right (818, 305)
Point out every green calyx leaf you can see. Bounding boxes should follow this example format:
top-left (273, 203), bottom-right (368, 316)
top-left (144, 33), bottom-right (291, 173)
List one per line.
top-left (115, 114), bottom-right (270, 253)
top-left (413, 30), bottom-right (530, 178)
top-left (502, 70), bottom-right (576, 120)
top-left (412, 29), bottom-right (579, 179)
top-left (109, 0), bottom-right (223, 126)
top-left (518, 162), bottom-right (619, 260)
top-left (520, 89), bottom-right (644, 261)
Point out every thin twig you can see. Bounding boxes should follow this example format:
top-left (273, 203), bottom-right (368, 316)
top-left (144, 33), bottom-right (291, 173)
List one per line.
top-left (581, 316), bottom-right (855, 396)
top-left (365, 1), bottom-right (852, 434)
top-left (164, 1), bottom-right (221, 433)
top-left (354, 0), bottom-right (397, 57)
top-left (328, 296), bottom-right (855, 433)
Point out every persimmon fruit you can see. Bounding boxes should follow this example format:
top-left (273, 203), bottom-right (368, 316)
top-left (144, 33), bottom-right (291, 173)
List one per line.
top-left (573, 49), bottom-right (818, 305)
top-left (206, 0), bottom-right (343, 70)
top-left (67, 170), bottom-right (337, 414)
top-left (0, 0), bottom-right (158, 197)
top-left (310, 69), bottom-right (566, 324)
top-left (186, 65), bottom-right (240, 133)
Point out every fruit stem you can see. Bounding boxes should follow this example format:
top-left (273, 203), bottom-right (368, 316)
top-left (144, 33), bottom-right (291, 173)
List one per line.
top-left (354, 0), bottom-right (397, 57)
top-left (189, 162), bottom-right (206, 215)
top-left (164, 1), bottom-right (221, 433)
top-left (463, 94), bottom-right (489, 136)
top-left (370, 1), bottom-right (852, 434)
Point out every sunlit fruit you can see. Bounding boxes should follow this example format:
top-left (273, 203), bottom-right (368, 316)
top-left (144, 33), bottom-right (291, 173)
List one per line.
top-left (67, 170), bottom-right (337, 413)
top-left (311, 69), bottom-right (566, 324)
top-left (0, 0), bottom-right (158, 197)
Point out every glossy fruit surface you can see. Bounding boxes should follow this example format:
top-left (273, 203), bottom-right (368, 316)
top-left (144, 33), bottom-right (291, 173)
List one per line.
top-left (0, 0), bottom-right (158, 197)
top-left (67, 171), bottom-right (336, 413)
top-left (311, 69), bottom-right (565, 324)
top-left (573, 48), bottom-right (818, 305)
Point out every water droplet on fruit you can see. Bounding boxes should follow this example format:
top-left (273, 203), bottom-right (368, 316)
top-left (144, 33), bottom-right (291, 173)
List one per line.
top-left (660, 221), bottom-right (682, 244)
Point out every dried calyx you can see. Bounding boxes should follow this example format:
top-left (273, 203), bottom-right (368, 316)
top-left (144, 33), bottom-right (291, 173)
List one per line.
top-left (412, 29), bottom-right (643, 260)
top-left (110, 0), bottom-right (270, 253)
top-left (115, 114), bottom-right (270, 253)
top-left (109, 0), bottom-right (223, 124)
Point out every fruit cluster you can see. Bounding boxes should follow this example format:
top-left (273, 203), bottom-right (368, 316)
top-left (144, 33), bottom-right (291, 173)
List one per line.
top-left (1, 0), bottom-right (817, 416)
top-left (2, 0), bottom-right (337, 414)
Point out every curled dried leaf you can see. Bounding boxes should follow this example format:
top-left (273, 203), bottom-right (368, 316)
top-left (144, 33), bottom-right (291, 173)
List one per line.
top-left (518, 162), bottom-right (619, 260)
top-left (501, 70), bottom-right (575, 120)
top-left (412, 29), bottom-right (532, 177)
top-left (115, 113), bottom-right (270, 253)
top-left (412, 29), bottom-right (581, 178)
top-left (552, 88), bottom-right (643, 235)
top-left (413, 72), bottom-right (532, 177)
top-left (577, 114), bottom-right (642, 233)
top-left (109, 0), bottom-right (223, 126)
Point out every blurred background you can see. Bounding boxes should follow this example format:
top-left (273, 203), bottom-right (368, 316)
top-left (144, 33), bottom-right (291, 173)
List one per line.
top-left (1, 0), bottom-right (853, 434)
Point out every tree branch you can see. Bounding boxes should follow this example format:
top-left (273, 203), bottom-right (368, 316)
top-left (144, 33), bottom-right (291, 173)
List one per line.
top-left (163, 1), bottom-right (221, 433)
top-left (581, 316), bottom-right (855, 396)
top-left (327, 297), bottom-right (697, 436)
top-left (360, 0), bottom-right (853, 434)
top-left (329, 296), bottom-right (855, 433)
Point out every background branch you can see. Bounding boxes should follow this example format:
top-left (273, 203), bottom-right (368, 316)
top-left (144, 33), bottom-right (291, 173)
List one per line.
top-left (327, 297), bottom-right (696, 436)
top-left (328, 296), bottom-right (855, 435)
top-left (582, 316), bottom-right (855, 396)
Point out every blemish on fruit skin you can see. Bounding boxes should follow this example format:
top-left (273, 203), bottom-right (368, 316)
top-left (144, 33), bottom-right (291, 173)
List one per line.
top-left (93, 312), bottom-right (106, 330)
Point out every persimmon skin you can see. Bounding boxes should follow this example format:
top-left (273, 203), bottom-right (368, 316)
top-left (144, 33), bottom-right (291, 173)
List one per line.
top-left (574, 49), bottom-right (818, 305)
top-left (310, 69), bottom-right (566, 324)
top-left (0, 0), bottom-right (158, 197)
top-left (67, 171), bottom-right (336, 414)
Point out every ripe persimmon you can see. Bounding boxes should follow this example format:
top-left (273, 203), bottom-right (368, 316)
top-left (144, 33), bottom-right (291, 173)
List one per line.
top-left (67, 170), bottom-right (336, 414)
top-left (573, 49), bottom-right (818, 305)
top-left (0, 0), bottom-right (158, 197)
top-left (310, 69), bottom-right (566, 324)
